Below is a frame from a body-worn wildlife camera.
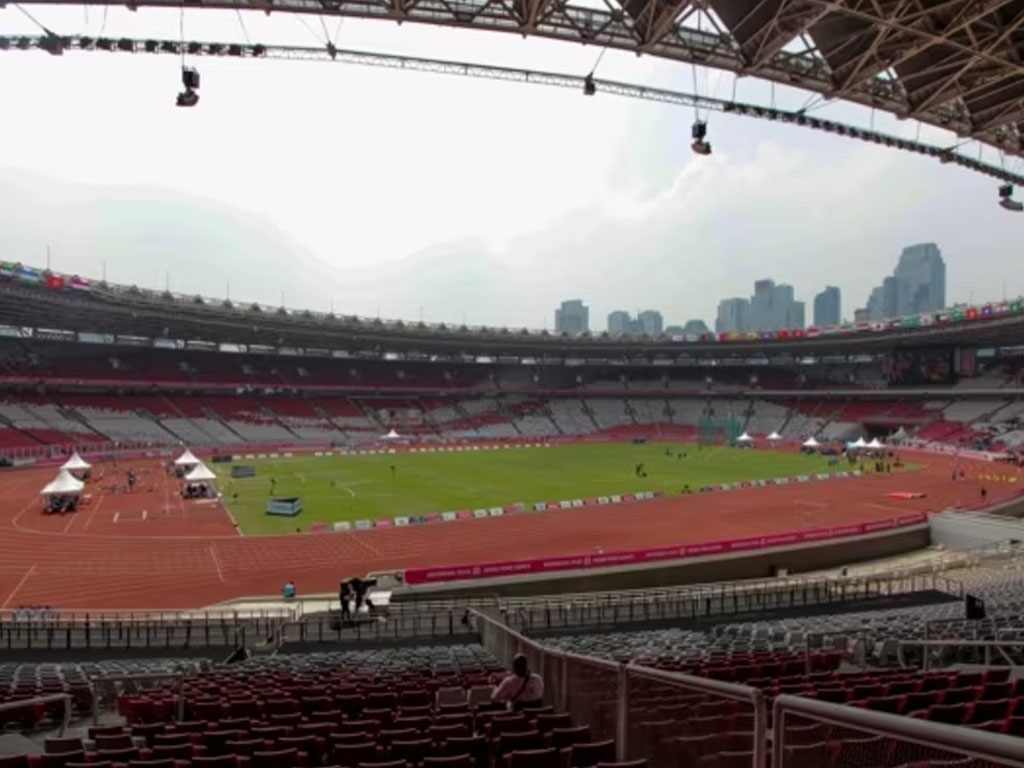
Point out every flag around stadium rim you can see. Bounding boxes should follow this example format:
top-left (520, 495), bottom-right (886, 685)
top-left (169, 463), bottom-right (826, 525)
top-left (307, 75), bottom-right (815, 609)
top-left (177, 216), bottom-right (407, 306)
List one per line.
top-left (401, 513), bottom-right (927, 585)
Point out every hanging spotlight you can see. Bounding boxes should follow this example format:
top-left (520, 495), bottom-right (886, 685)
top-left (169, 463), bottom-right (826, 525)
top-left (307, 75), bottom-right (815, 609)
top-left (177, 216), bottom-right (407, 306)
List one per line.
top-left (176, 66), bottom-right (200, 107)
top-left (999, 184), bottom-right (1023, 212)
top-left (691, 119), bottom-right (711, 155)
top-left (583, 73), bottom-right (596, 96)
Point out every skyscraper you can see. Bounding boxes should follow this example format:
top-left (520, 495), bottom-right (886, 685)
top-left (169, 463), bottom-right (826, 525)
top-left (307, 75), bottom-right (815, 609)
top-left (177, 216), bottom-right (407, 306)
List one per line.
top-left (749, 279), bottom-right (775, 331)
top-left (858, 243), bottom-right (946, 320)
top-left (746, 279), bottom-right (804, 331)
top-left (895, 243), bottom-right (946, 314)
top-left (607, 310), bottom-right (633, 337)
top-left (716, 298), bottom-right (750, 333)
top-left (637, 310), bottom-right (663, 336)
top-left (813, 286), bottom-right (841, 326)
top-left (555, 299), bottom-right (589, 335)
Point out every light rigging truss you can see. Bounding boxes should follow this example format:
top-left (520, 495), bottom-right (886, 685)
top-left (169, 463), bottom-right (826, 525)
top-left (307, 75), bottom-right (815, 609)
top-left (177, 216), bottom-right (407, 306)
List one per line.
top-left (3, 0), bottom-right (1024, 162)
top-left (2, 31), bottom-right (1023, 184)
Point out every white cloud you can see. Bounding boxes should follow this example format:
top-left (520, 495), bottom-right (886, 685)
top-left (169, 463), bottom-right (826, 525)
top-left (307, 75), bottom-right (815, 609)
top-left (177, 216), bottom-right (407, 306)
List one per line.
top-left (0, 5), bottom-right (1020, 331)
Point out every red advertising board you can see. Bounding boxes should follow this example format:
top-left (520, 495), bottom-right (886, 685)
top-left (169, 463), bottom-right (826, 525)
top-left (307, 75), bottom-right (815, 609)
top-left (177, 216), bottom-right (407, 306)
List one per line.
top-left (402, 513), bottom-right (927, 585)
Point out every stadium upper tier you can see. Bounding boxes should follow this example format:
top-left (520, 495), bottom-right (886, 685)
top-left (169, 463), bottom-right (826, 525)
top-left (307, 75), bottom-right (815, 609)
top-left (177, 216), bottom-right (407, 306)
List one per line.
top-left (2, 267), bottom-right (1024, 359)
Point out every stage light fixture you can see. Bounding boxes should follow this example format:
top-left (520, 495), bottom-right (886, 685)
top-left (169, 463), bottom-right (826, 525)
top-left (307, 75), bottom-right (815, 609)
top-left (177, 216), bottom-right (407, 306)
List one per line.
top-left (691, 119), bottom-right (711, 155)
top-left (176, 66), bottom-right (200, 108)
top-left (999, 184), bottom-right (1023, 212)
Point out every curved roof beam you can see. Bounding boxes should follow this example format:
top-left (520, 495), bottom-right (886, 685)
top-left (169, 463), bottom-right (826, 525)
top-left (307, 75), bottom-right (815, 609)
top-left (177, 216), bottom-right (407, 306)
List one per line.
top-left (3, 32), bottom-right (1023, 184)
top-left (6, 0), bottom-right (1024, 158)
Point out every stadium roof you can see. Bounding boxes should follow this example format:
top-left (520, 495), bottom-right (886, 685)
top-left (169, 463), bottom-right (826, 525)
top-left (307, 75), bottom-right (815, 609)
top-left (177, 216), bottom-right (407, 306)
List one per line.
top-left (12, 0), bottom-right (1024, 158)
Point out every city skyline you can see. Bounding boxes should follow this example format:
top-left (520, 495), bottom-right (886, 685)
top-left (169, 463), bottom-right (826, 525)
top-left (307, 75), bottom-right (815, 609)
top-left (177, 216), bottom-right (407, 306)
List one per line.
top-left (558, 243), bottom-right (949, 336)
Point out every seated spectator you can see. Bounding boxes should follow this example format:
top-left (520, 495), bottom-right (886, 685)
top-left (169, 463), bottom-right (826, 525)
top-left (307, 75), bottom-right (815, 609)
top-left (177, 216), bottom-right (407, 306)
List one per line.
top-left (282, 580), bottom-right (296, 599)
top-left (492, 653), bottom-right (544, 711)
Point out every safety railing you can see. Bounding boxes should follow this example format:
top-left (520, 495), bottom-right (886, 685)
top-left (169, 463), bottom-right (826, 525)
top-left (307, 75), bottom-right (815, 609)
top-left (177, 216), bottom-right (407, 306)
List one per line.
top-left (472, 609), bottom-right (768, 768)
top-left (896, 638), bottom-right (1024, 670)
top-left (0, 607), bottom-right (297, 622)
top-left (285, 610), bottom-right (478, 644)
top-left (0, 693), bottom-right (72, 736)
top-left (505, 572), bottom-right (963, 632)
top-left (0, 609), bottom-right (295, 650)
top-left (773, 693), bottom-right (1024, 768)
top-left (89, 672), bottom-right (186, 724)
top-left (804, 629), bottom-right (876, 670)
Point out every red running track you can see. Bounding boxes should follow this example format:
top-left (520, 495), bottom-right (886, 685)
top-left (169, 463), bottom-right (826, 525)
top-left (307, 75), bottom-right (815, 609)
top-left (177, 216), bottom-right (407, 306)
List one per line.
top-left (0, 451), bottom-right (1012, 609)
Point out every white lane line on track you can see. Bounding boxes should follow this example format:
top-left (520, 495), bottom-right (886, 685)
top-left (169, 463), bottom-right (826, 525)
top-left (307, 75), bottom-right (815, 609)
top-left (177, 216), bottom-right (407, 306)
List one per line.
top-left (863, 502), bottom-right (917, 514)
top-left (1, 565), bottom-right (37, 608)
top-left (209, 545), bottom-right (226, 582)
top-left (795, 500), bottom-right (829, 508)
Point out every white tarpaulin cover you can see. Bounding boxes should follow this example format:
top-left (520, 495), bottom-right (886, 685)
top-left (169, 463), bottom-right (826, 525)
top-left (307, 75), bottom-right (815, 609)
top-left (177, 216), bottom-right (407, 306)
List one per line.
top-left (802, 436), bottom-right (820, 448)
top-left (184, 463), bottom-right (217, 482)
top-left (174, 449), bottom-right (201, 467)
top-left (41, 469), bottom-right (85, 496)
top-left (61, 452), bottom-right (91, 471)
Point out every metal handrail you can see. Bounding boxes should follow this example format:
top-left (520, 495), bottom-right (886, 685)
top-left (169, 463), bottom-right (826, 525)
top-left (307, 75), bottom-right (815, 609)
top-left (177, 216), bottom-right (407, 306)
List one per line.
top-left (896, 638), bottom-right (1024, 669)
top-left (627, 664), bottom-right (768, 768)
top-left (89, 672), bottom-right (186, 724)
top-left (772, 694), bottom-right (1024, 767)
top-left (471, 608), bottom-right (767, 768)
top-left (0, 693), bottom-right (73, 735)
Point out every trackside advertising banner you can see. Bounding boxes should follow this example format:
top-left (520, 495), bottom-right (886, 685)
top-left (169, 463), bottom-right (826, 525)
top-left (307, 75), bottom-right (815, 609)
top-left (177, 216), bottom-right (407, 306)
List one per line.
top-left (402, 512), bottom-right (927, 585)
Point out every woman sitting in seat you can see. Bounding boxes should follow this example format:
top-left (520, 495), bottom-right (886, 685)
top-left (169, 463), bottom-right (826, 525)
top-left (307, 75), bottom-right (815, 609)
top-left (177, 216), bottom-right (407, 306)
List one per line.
top-left (492, 654), bottom-right (544, 711)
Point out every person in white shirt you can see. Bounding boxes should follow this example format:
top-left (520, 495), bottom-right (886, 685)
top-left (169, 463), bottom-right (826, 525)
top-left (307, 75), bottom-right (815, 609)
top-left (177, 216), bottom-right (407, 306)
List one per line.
top-left (492, 654), bottom-right (544, 711)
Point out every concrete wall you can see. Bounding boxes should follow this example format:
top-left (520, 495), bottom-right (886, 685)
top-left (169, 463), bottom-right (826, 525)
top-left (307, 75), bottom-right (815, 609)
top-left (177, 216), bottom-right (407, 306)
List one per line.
top-left (393, 526), bottom-right (929, 601)
top-left (930, 511), bottom-right (1024, 548)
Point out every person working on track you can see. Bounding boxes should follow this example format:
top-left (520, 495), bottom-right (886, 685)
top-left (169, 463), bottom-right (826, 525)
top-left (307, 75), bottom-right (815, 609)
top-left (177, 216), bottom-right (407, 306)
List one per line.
top-left (339, 579), bottom-right (352, 621)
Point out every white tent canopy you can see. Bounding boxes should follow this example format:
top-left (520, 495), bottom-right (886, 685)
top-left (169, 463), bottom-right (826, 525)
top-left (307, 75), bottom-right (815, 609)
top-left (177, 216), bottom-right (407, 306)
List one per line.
top-left (736, 432), bottom-right (754, 442)
top-left (852, 437), bottom-right (868, 448)
top-left (184, 462), bottom-right (217, 482)
top-left (383, 429), bottom-right (400, 440)
top-left (867, 437), bottom-right (884, 449)
top-left (802, 437), bottom-right (821, 448)
top-left (767, 431), bottom-right (782, 441)
top-left (174, 449), bottom-right (201, 467)
top-left (891, 426), bottom-right (909, 441)
top-left (61, 452), bottom-right (91, 471)
top-left (41, 469), bottom-right (85, 496)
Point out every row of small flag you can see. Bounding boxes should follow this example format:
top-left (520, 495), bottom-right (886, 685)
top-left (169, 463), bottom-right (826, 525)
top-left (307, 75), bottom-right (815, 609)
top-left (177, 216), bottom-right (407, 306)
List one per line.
top-left (0, 263), bottom-right (91, 292)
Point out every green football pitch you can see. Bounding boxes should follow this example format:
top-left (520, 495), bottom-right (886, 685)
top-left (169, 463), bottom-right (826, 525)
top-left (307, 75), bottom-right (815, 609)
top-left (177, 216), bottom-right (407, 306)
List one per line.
top-left (215, 443), bottom-right (842, 535)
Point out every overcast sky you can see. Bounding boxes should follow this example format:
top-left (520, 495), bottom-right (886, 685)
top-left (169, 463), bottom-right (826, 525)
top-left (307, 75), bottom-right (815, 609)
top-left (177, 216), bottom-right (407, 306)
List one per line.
top-left (1, 5), bottom-right (1022, 331)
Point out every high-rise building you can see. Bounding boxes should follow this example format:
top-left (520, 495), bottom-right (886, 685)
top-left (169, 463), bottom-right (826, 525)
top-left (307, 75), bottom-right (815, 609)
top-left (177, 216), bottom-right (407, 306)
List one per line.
top-left (788, 299), bottom-right (806, 329)
top-left (895, 243), bottom-right (946, 314)
top-left (745, 279), bottom-right (804, 331)
top-left (716, 298), bottom-right (750, 333)
top-left (607, 310), bottom-right (633, 337)
top-left (555, 299), bottom-right (589, 335)
top-left (637, 310), bottom-right (663, 336)
top-left (858, 243), bottom-right (946, 320)
top-left (749, 279), bottom-right (775, 331)
top-left (813, 286), bottom-right (841, 327)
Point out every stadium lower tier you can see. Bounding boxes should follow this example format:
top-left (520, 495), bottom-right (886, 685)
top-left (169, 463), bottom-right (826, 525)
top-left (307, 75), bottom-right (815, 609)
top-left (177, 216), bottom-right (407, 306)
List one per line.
top-left (0, 392), bottom-right (1018, 457)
